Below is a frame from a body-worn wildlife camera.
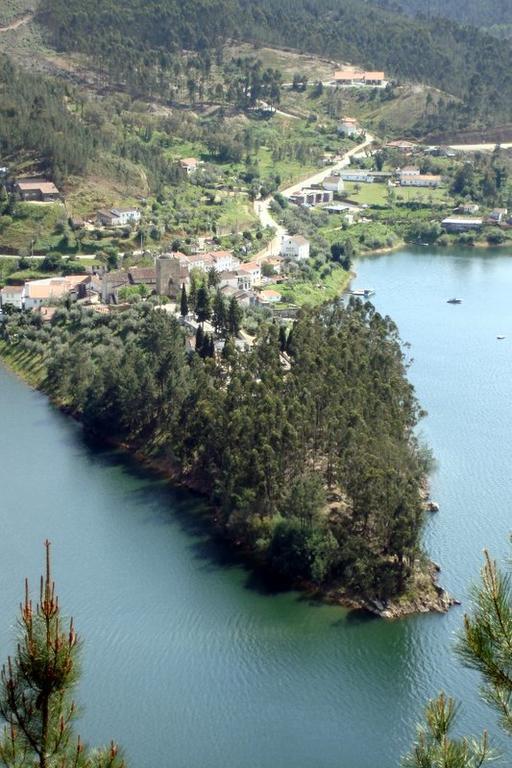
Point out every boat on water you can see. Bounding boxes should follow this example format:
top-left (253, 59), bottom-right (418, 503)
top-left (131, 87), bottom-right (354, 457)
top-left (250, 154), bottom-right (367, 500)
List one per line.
top-left (351, 288), bottom-right (375, 297)
top-left (497, 335), bottom-right (506, 340)
top-left (447, 298), bottom-right (462, 304)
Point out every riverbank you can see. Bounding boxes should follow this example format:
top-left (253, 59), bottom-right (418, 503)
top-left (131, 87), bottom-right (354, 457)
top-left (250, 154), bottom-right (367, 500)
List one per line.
top-left (0, 335), bottom-right (454, 620)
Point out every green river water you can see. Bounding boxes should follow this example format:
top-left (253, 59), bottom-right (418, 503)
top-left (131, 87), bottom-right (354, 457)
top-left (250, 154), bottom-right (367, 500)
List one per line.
top-left (0, 246), bottom-right (511, 767)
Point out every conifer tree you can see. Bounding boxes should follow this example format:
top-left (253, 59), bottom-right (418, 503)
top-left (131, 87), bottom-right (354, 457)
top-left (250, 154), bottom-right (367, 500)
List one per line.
top-left (0, 541), bottom-right (124, 768)
top-left (196, 286), bottom-right (211, 324)
top-left (212, 291), bottom-right (227, 335)
top-left (227, 297), bottom-right (242, 337)
top-left (278, 325), bottom-right (287, 352)
top-left (195, 325), bottom-right (204, 353)
top-left (180, 284), bottom-right (188, 317)
top-left (404, 547), bottom-right (512, 768)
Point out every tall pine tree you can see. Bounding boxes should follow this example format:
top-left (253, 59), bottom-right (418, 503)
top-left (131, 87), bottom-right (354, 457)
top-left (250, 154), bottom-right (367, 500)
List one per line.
top-left (0, 541), bottom-right (124, 768)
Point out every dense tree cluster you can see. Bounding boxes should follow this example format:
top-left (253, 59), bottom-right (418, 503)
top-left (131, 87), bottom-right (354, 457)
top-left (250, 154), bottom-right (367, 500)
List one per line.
top-left (376, 0), bottom-right (512, 28)
top-left (0, 56), bottom-right (93, 181)
top-left (1, 299), bottom-right (429, 602)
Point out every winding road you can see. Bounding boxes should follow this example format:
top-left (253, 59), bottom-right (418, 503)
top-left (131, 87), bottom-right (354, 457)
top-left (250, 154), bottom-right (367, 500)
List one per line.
top-left (255, 132), bottom-right (374, 259)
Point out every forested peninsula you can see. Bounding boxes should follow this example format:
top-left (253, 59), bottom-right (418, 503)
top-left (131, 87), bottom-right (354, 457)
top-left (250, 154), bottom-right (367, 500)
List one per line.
top-left (0, 300), bottom-right (451, 617)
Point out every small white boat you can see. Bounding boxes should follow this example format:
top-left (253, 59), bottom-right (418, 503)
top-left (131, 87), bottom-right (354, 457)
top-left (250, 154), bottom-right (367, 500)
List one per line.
top-left (497, 335), bottom-right (506, 340)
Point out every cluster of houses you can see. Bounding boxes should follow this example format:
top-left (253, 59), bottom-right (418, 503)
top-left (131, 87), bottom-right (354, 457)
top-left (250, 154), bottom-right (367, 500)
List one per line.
top-left (0, 236), bottom-right (312, 315)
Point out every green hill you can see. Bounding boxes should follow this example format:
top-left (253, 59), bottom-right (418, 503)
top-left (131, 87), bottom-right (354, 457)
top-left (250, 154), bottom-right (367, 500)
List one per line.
top-left (36, 0), bottom-right (512, 128)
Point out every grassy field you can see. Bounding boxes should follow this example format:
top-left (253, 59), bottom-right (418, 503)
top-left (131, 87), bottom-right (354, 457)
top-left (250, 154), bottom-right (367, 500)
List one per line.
top-left (277, 264), bottom-right (351, 306)
top-left (0, 203), bottom-right (68, 253)
top-left (343, 181), bottom-right (453, 206)
top-left (224, 43), bottom-right (338, 83)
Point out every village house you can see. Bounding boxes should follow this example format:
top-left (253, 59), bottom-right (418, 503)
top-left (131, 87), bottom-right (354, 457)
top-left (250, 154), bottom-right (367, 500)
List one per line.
top-left (457, 203), bottom-right (480, 215)
top-left (180, 158), bottom-right (199, 175)
top-left (333, 70), bottom-right (387, 87)
top-left (289, 189), bottom-right (333, 207)
top-left (205, 250), bottom-right (240, 272)
top-left (281, 235), bottom-right (310, 261)
top-left (441, 217), bottom-right (483, 233)
top-left (15, 180), bottom-right (61, 202)
top-left (386, 140), bottom-right (418, 152)
top-left (257, 289), bottom-right (282, 305)
top-left (101, 270), bottom-right (132, 303)
top-left (323, 176), bottom-right (345, 194)
top-left (97, 208), bottom-right (141, 227)
top-left (488, 208), bottom-right (508, 224)
top-left (400, 173), bottom-right (442, 188)
top-left (260, 257), bottom-right (282, 275)
top-left (0, 285), bottom-right (23, 311)
top-left (399, 166), bottom-right (421, 178)
top-left (338, 117), bottom-right (362, 137)
top-left (236, 261), bottom-right (262, 290)
top-left (24, 275), bottom-right (89, 310)
top-left (128, 267), bottom-right (157, 287)
top-left (339, 170), bottom-right (374, 183)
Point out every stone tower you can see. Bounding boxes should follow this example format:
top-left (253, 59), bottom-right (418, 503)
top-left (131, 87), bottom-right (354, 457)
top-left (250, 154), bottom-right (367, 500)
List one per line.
top-left (156, 253), bottom-right (189, 298)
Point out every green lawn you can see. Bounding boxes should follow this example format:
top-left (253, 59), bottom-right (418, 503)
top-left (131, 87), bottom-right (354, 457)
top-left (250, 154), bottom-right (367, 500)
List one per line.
top-left (276, 264), bottom-right (351, 306)
top-left (343, 181), bottom-right (453, 207)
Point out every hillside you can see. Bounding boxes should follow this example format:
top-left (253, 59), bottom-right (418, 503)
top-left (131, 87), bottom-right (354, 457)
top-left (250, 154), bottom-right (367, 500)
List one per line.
top-left (374, 0), bottom-right (512, 27)
top-left (35, 0), bottom-right (512, 130)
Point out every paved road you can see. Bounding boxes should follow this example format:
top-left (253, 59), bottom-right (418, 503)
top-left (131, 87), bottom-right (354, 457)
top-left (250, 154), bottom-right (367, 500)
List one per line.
top-left (254, 133), bottom-right (374, 259)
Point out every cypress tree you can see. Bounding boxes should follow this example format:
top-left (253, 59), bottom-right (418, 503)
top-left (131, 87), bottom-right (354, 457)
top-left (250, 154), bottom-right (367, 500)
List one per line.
top-left (180, 283), bottom-right (188, 317)
top-left (196, 286), bottom-right (211, 324)
top-left (278, 324), bottom-right (288, 352)
top-left (0, 541), bottom-right (124, 768)
top-left (195, 324), bottom-right (204, 353)
top-left (227, 297), bottom-right (242, 336)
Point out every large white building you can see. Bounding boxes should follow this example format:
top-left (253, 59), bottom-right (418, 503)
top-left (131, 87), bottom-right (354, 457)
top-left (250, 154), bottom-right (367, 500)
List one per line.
top-left (281, 235), bottom-right (310, 261)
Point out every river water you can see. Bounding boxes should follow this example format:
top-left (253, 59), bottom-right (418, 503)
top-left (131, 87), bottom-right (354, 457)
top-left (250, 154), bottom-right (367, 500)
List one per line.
top-left (0, 246), bottom-right (511, 767)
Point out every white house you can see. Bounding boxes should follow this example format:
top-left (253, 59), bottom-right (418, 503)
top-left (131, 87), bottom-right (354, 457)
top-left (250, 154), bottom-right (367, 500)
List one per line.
top-left (399, 166), bottom-right (420, 178)
top-left (323, 176), bottom-right (345, 194)
top-left (206, 250), bottom-right (240, 272)
top-left (180, 158), bottom-right (199, 175)
top-left (236, 261), bottom-right (262, 290)
top-left (338, 118), bottom-right (362, 137)
top-left (281, 235), bottom-right (310, 261)
top-left (400, 174), bottom-right (442, 188)
top-left (257, 289), bottom-right (282, 305)
top-left (0, 285), bottom-right (23, 311)
top-left (339, 170), bottom-right (374, 183)
top-left (97, 208), bottom-right (141, 226)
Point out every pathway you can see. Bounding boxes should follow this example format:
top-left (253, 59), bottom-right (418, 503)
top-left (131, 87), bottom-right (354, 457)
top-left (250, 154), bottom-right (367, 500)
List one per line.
top-left (0, 14), bottom-right (33, 32)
